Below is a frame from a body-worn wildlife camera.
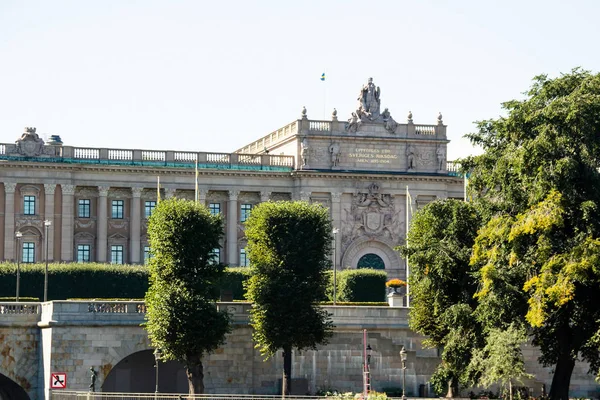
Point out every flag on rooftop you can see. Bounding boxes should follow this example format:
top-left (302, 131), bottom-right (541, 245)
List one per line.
top-left (320, 73), bottom-right (325, 81)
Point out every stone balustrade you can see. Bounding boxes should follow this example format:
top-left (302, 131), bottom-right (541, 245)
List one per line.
top-left (0, 145), bottom-right (295, 171)
top-left (0, 300), bottom-right (408, 329)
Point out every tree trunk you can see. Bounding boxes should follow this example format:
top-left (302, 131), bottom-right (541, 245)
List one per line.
top-left (549, 354), bottom-right (575, 400)
top-left (445, 376), bottom-right (457, 398)
top-left (282, 346), bottom-right (292, 397)
top-left (186, 355), bottom-right (205, 395)
top-left (509, 379), bottom-right (512, 400)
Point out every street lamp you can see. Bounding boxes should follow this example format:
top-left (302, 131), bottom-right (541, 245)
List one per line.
top-left (154, 348), bottom-right (162, 394)
top-left (44, 220), bottom-right (51, 302)
top-left (15, 231), bottom-right (22, 302)
top-left (400, 346), bottom-right (407, 400)
top-left (332, 228), bottom-right (339, 305)
top-left (366, 344), bottom-right (373, 393)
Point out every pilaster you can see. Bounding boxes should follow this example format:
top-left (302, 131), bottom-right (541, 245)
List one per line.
top-left (60, 184), bottom-right (76, 262)
top-left (227, 190), bottom-right (239, 266)
top-left (130, 187), bottom-right (143, 264)
top-left (44, 184), bottom-right (56, 261)
top-left (97, 186), bottom-right (109, 262)
top-left (3, 182), bottom-right (17, 261)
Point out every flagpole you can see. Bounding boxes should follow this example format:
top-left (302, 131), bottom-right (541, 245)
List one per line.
top-left (195, 158), bottom-right (199, 203)
top-left (157, 176), bottom-right (161, 203)
top-left (405, 185), bottom-right (410, 307)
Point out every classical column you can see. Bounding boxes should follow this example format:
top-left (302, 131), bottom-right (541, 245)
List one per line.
top-left (43, 184), bottom-right (56, 261)
top-left (299, 191), bottom-right (311, 202)
top-left (60, 184), bottom-right (76, 262)
top-left (97, 186), bottom-right (109, 262)
top-left (227, 190), bottom-right (239, 266)
top-left (3, 182), bottom-right (17, 261)
top-left (130, 187), bottom-right (143, 264)
top-left (331, 192), bottom-right (342, 268)
top-left (260, 191), bottom-right (271, 203)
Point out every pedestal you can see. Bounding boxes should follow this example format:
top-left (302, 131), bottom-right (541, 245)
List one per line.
top-left (387, 292), bottom-right (405, 307)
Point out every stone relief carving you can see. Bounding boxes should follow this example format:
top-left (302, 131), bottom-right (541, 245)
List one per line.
top-left (164, 188), bottom-right (176, 198)
top-left (44, 184), bottom-right (57, 195)
top-left (329, 142), bottom-right (341, 167)
top-left (270, 192), bottom-right (292, 202)
top-left (109, 188), bottom-right (129, 199)
top-left (299, 191), bottom-right (311, 202)
top-left (437, 146), bottom-right (446, 171)
top-left (98, 186), bottom-right (110, 197)
top-left (14, 127), bottom-right (45, 157)
top-left (208, 191), bottom-right (229, 202)
top-left (16, 216), bottom-right (43, 230)
top-left (109, 219), bottom-right (129, 229)
top-left (301, 138), bottom-right (309, 168)
top-left (131, 187), bottom-right (144, 198)
top-left (4, 182), bottom-right (17, 194)
top-left (341, 183), bottom-right (403, 253)
top-left (416, 149), bottom-right (435, 167)
top-left (76, 187), bottom-right (99, 198)
top-left (260, 191), bottom-right (271, 202)
top-left (406, 145), bottom-right (416, 171)
top-left (345, 78), bottom-right (399, 134)
top-left (238, 192), bottom-right (259, 203)
top-left (62, 184), bottom-right (76, 196)
top-left (75, 218), bottom-right (96, 229)
top-left (228, 190), bottom-right (240, 201)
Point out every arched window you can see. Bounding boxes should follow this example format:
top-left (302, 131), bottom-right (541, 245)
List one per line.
top-left (357, 253), bottom-right (385, 270)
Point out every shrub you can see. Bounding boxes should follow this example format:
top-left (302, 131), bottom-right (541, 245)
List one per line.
top-left (337, 269), bottom-right (387, 302)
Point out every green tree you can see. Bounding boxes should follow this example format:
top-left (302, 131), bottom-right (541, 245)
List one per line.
top-left (463, 69), bottom-right (600, 400)
top-left (468, 323), bottom-right (531, 400)
top-left (245, 201), bottom-right (334, 395)
top-left (144, 199), bottom-right (231, 394)
top-left (399, 199), bottom-right (482, 397)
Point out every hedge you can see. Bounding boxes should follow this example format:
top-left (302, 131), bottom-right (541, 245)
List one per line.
top-left (0, 263), bottom-right (386, 302)
top-left (336, 269), bottom-right (388, 302)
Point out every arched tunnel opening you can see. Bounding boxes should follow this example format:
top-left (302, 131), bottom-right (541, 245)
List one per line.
top-left (0, 374), bottom-right (30, 400)
top-left (102, 349), bottom-right (188, 393)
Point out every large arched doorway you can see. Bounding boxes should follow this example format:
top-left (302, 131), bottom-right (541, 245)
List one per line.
top-left (102, 350), bottom-right (187, 393)
top-left (0, 374), bottom-right (30, 400)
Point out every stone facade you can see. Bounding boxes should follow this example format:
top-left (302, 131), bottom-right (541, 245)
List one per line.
top-left (0, 79), bottom-right (463, 278)
top-left (1, 301), bottom-right (599, 400)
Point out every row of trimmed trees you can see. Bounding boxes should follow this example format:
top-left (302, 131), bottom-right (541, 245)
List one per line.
top-left (401, 69), bottom-right (600, 400)
top-left (144, 198), bottom-right (333, 395)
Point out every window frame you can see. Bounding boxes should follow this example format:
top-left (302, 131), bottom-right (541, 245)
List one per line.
top-left (144, 201), bottom-right (156, 219)
top-left (240, 203), bottom-right (253, 222)
top-left (209, 202), bottom-right (221, 216)
top-left (78, 199), bottom-right (91, 218)
top-left (111, 245), bottom-right (124, 264)
top-left (23, 195), bottom-right (36, 215)
top-left (240, 248), bottom-right (249, 267)
top-left (111, 200), bottom-right (124, 219)
top-left (22, 242), bottom-right (35, 263)
top-left (77, 244), bottom-right (91, 263)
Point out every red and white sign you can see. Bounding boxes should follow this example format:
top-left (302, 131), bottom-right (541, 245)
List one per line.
top-left (50, 373), bottom-right (67, 389)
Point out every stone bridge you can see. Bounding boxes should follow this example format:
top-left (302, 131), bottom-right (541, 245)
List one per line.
top-left (0, 301), bottom-right (597, 400)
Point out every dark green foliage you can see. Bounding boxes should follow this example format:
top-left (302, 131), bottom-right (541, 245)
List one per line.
top-left (218, 267), bottom-right (251, 300)
top-left (0, 262), bottom-right (148, 300)
top-left (245, 201), bottom-right (334, 395)
top-left (462, 69), bottom-right (600, 398)
top-left (336, 269), bottom-right (387, 302)
top-left (144, 199), bottom-right (231, 394)
top-left (0, 297), bottom-right (39, 302)
top-left (398, 199), bottom-right (482, 396)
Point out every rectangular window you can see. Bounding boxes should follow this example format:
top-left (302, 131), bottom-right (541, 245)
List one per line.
top-left (22, 242), bottom-right (35, 263)
top-left (111, 245), bottom-right (124, 264)
top-left (112, 200), bottom-right (124, 219)
top-left (209, 203), bottom-right (221, 216)
top-left (210, 248), bottom-right (220, 263)
top-left (24, 196), bottom-right (36, 215)
top-left (78, 199), bottom-right (91, 218)
top-left (144, 246), bottom-right (152, 264)
top-left (77, 244), bottom-right (91, 263)
top-left (240, 248), bottom-right (249, 267)
top-left (240, 204), bottom-right (252, 222)
top-left (145, 201), bottom-right (156, 218)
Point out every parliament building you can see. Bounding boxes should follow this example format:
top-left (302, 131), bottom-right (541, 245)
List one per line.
top-left (0, 78), bottom-right (463, 280)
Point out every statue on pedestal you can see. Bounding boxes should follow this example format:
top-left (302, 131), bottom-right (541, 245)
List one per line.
top-left (357, 77), bottom-right (381, 120)
top-left (89, 367), bottom-right (97, 392)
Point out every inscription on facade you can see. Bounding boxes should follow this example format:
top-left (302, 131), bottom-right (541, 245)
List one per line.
top-left (347, 148), bottom-right (398, 164)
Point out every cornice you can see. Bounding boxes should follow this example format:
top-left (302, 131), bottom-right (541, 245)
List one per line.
top-left (0, 161), bottom-right (463, 184)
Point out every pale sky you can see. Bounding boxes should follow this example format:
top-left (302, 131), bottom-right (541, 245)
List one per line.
top-left (1, 0), bottom-right (599, 161)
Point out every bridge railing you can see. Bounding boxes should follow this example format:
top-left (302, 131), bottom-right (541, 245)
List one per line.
top-left (51, 392), bottom-right (329, 400)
